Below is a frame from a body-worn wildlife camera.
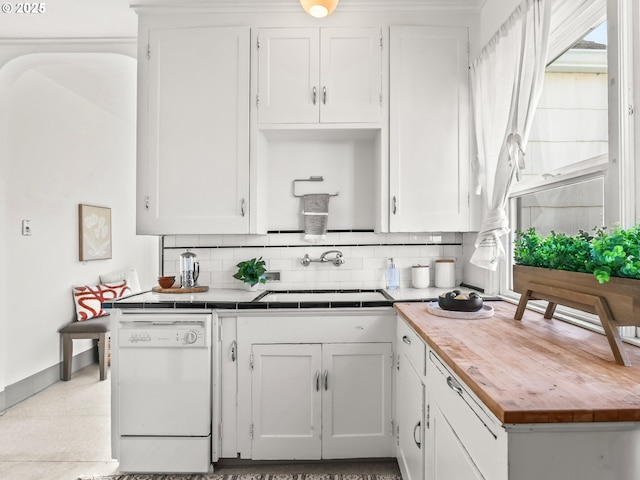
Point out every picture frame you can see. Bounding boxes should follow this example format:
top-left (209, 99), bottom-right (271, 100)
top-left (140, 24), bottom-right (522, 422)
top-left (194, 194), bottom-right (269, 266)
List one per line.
top-left (78, 204), bottom-right (112, 261)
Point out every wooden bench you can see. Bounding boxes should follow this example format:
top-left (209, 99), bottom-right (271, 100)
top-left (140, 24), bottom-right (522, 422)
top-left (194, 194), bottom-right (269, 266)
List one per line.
top-left (58, 315), bottom-right (110, 381)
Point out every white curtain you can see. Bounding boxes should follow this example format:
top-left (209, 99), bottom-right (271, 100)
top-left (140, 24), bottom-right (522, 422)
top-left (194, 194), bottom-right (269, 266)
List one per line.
top-left (470, 0), bottom-right (552, 270)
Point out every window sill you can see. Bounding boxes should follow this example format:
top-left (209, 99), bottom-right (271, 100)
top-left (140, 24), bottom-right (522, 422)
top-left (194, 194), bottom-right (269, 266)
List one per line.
top-left (500, 291), bottom-right (640, 347)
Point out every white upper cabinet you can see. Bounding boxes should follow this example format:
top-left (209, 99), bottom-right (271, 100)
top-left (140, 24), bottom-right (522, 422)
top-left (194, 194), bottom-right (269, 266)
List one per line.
top-left (257, 27), bottom-right (383, 124)
top-left (137, 26), bottom-right (250, 235)
top-left (389, 26), bottom-right (470, 232)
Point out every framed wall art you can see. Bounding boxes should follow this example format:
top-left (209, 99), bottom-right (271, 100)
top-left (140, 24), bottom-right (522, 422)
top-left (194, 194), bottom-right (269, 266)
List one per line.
top-left (78, 204), bottom-right (112, 261)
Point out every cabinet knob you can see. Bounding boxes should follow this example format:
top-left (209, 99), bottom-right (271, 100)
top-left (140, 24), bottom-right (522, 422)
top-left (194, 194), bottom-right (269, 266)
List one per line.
top-left (323, 370), bottom-right (329, 391)
top-left (241, 198), bottom-right (246, 217)
top-left (314, 371), bottom-right (320, 392)
top-left (312, 86), bottom-right (317, 105)
top-left (392, 196), bottom-right (397, 215)
top-left (322, 86), bottom-right (327, 105)
top-left (402, 335), bottom-right (411, 345)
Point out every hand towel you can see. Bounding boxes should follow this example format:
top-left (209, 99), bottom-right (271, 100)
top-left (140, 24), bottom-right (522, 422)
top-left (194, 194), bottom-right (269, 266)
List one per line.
top-left (302, 194), bottom-right (330, 241)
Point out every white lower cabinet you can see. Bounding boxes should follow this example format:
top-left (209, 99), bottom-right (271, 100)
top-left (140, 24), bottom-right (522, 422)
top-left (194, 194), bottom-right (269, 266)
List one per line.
top-left (250, 343), bottom-right (322, 459)
top-left (427, 351), bottom-right (507, 480)
top-left (430, 404), bottom-right (485, 480)
top-left (234, 311), bottom-right (396, 460)
top-left (396, 357), bottom-right (425, 480)
top-left (250, 342), bottom-right (393, 460)
top-left (395, 316), bottom-right (507, 480)
top-left (395, 318), bottom-right (427, 480)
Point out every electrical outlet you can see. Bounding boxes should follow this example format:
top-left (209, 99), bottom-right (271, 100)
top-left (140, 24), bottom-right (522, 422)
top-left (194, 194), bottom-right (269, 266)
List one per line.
top-left (22, 220), bottom-right (31, 236)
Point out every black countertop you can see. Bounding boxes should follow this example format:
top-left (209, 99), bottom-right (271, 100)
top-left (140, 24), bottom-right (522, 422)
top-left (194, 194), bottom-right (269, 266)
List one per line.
top-left (105, 286), bottom-right (495, 311)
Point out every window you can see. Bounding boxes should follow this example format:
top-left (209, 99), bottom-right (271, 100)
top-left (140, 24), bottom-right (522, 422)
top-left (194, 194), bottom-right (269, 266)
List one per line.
top-left (504, 1), bottom-right (638, 340)
top-left (511, 17), bottom-right (608, 236)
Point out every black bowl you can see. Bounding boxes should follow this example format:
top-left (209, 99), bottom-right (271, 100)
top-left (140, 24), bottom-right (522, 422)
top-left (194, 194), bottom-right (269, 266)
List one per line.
top-left (437, 290), bottom-right (483, 312)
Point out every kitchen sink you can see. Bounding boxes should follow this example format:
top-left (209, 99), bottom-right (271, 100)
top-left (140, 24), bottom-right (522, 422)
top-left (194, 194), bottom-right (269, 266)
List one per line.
top-left (258, 290), bottom-right (389, 303)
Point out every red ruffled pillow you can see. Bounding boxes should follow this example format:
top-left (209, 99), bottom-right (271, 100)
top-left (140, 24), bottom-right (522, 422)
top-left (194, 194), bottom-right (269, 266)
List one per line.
top-left (72, 280), bottom-right (131, 321)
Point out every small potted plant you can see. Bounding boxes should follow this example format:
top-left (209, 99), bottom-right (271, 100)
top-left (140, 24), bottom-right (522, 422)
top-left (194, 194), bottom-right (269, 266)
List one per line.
top-left (233, 257), bottom-right (267, 291)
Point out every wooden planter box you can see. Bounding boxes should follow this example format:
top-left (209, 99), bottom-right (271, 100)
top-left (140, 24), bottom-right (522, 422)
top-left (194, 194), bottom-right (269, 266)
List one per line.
top-left (513, 265), bottom-right (640, 366)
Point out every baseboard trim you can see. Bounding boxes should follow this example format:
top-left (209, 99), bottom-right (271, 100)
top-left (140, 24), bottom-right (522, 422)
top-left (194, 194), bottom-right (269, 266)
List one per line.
top-left (0, 348), bottom-right (97, 413)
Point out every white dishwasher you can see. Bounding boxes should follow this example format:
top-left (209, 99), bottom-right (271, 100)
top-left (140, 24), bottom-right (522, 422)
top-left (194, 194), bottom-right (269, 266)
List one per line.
top-left (115, 311), bottom-right (214, 473)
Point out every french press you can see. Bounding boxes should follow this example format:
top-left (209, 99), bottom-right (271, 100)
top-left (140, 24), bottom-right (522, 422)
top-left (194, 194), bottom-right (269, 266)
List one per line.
top-left (180, 250), bottom-right (200, 288)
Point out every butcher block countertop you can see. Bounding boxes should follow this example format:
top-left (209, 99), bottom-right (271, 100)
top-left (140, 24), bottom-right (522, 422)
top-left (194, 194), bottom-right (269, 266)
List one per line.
top-left (394, 301), bottom-right (640, 425)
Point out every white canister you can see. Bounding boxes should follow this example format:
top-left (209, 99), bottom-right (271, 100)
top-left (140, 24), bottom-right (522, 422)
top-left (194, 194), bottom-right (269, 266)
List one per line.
top-left (435, 259), bottom-right (456, 288)
top-left (411, 265), bottom-right (430, 289)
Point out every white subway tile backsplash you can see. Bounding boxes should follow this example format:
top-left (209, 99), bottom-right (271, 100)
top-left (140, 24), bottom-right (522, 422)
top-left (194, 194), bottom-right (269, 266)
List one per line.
top-left (161, 231), bottom-right (464, 290)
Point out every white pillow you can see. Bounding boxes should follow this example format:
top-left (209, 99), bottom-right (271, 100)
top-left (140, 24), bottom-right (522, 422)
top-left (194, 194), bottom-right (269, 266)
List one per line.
top-left (72, 281), bottom-right (131, 321)
top-left (100, 268), bottom-right (141, 294)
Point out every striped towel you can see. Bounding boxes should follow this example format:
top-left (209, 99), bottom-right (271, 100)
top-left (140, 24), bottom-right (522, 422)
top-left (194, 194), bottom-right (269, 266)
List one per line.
top-left (302, 194), bottom-right (330, 241)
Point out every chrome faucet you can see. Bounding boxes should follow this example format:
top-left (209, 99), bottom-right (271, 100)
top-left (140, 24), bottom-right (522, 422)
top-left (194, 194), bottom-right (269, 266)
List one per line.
top-left (301, 250), bottom-right (345, 267)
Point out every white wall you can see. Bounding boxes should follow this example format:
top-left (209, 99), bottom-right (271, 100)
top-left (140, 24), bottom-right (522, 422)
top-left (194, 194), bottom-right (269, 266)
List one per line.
top-left (0, 52), bottom-right (158, 394)
top-left (479, 0), bottom-right (522, 46)
top-left (0, 0), bottom-right (136, 38)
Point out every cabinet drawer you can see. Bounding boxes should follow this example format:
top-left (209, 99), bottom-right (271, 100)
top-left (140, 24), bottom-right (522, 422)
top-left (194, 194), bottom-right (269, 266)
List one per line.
top-left (397, 318), bottom-right (426, 377)
top-left (429, 351), bottom-right (506, 480)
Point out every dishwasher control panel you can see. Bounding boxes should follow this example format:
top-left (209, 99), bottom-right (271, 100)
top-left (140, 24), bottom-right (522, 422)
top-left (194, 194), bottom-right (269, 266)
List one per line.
top-left (120, 326), bottom-right (208, 347)
top-left (118, 315), bottom-right (211, 348)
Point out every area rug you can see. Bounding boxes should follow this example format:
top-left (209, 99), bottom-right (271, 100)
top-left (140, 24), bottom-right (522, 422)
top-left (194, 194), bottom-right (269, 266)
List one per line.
top-left (82, 474), bottom-right (402, 480)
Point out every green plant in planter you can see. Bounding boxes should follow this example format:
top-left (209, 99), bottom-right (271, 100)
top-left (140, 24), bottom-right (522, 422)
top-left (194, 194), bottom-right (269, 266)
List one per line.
top-left (589, 225), bottom-right (640, 283)
top-left (514, 228), bottom-right (592, 272)
top-left (233, 257), bottom-right (267, 287)
top-left (514, 225), bottom-right (640, 283)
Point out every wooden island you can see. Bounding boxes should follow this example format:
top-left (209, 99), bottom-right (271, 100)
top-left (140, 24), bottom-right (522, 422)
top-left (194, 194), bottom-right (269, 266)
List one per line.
top-left (394, 300), bottom-right (640, 480)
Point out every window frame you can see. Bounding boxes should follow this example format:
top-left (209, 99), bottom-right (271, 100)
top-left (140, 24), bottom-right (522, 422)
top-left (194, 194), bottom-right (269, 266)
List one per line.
top-left (498, 0), bottom-right (638, 342)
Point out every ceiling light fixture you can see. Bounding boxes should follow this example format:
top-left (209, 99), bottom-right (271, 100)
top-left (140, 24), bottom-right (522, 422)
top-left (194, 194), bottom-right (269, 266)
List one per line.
top-left (300, 0), bottom-right (339, 18)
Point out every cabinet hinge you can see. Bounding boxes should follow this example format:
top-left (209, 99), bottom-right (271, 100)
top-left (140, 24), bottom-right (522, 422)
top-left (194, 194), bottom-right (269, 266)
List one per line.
top-left (380, 93), bottom-right (383, 106)
top-left (257, 36), bottom-right (260, 50)
top-left (249, 353), bottom-right (254, 370)
top-left (256, 95), bottom-right (260, 108)
top-left (380, 35), bottom-right (383, 50)
top-left (629, 105), bottom-right (635, 115)
top-left (249, 422), bottom-right (254, 439)
top-left (390, 419), bottom-right (394, 437)
top-left (390, 350), bottom-right (395, 367)
top-left (426, 404), bottom-right (430, 429)
top-left (147, 44), bottom-right (151, 60)
top-left (396, 353), bottom-right (400, 371)
top-left (145, 195), bottom-right (150, 210)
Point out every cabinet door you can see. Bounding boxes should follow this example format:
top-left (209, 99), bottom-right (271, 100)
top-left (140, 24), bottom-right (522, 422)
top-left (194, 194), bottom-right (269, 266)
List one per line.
top-left (321, 343), bottom-right (393, 458)
top-left (250, 344), bottom-right (322, 460)
top-left (396, 355), bottom-right (425, 480)
top-left (430, 402), bottom-right (485, 480)
top-left (138, 26), bottom-right (250, 234)
top-left (257, 28), bottom-right (320, 124)
top-left (389, 26), bottom-right (470, 232)
top-left (320, 27), bottom-right (383, 123)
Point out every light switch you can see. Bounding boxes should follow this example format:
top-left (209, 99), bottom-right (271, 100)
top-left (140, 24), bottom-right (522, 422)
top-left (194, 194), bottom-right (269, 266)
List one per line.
top-left (22, 220), bottom-right (31, 236)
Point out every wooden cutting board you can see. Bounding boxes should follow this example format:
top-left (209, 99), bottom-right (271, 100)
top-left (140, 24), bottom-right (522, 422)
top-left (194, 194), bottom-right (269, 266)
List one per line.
top-left (152, 285), bottom-right (209, 293)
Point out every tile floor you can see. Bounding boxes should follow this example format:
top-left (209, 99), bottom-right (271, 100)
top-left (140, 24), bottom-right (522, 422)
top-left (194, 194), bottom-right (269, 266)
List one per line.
top-left (0, 364), bottom-right (117, 480)
top-left (0, 364), bottom-right (401, 480)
